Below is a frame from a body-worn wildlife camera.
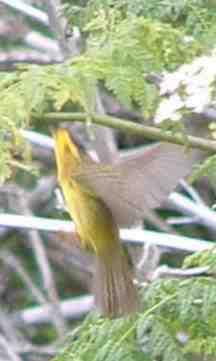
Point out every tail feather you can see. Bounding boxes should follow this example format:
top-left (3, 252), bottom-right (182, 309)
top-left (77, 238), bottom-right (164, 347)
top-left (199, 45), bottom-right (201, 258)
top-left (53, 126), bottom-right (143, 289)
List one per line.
top-left (93, 246), bottom-right (138, 318)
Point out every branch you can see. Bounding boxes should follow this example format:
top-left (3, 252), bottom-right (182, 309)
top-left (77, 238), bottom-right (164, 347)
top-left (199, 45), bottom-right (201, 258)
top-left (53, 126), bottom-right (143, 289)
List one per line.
top-left (0, 250), bottom-right (46, 305)
top-left (24, 31), bottom-right (61, 58)
top-left (21, 129), bottom-right (54, 150)
top-left (23, 228), bottom-right (67, 337)
top-left (0, 334), bottom-right (22, 361)
top-left (0, 0), bottom-right (49, 26)
top-left (0, 213), bottom-right (212, 253)
top-left (0, 310), bottom-right (21, 346)
top-left (7, 186), bottom-right (67, 337)
top-left (0, 50), bottom-right (60, 67)
top-left (46, 0), bottom-right (70, 58)
top-left (92, 90), bottom-right (120, 162)
top-left (153, 265), bottom-right (210, 280)
top-left (169, 192), bottom-right (216, 231)
top-left (43, 112), bottom-right (216, 152)
top-left (13, 295), bottom-right (94, 326)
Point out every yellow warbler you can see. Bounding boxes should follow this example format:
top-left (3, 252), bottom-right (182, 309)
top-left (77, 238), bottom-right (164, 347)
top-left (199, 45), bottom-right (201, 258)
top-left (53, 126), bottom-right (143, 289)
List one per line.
top-left (53, 127), bottom-right (192, 317)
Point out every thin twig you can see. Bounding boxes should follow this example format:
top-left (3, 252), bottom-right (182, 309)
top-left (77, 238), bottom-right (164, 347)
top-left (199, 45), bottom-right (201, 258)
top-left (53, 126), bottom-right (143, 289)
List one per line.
top-left (180, 180), bottom-right (205, 205)
top-left (93, 90), bottom-right (119, 162)
top-left (28, 175), bottom-right (57, 211)
top-left (169, 192), bottom-right (216, 231)
top-left (26, 229), bottom-right (67, 336)
top-left (167, 216), bottom-right (198, 225)
top-left (0, 310), bottom-right (21, 346)
top-left (0, 334), bottom-right (22, 361)
top-left (152, 265), bottom-right (210, 280)
top-left (0, 250), bottom-right (46, 304)
top-left (9, 186), bottom-right (67, 337)
top-left (20, 130), bottom-right (54, 150)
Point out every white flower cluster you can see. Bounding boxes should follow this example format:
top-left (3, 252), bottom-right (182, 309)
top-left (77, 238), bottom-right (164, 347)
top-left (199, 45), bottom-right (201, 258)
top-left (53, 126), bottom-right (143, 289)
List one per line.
top-left (155, 50), bottom-right (216, 124)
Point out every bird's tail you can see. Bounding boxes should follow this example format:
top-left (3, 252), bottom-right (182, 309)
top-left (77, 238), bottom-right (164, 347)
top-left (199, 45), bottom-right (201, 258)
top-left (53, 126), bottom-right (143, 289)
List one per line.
top-left (93, 244), bottom-right (138, 318)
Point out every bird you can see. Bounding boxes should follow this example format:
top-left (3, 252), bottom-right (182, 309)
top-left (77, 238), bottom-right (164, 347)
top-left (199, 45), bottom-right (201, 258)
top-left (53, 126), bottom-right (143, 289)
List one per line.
top-left (53, 126), bottom-right (192, 318)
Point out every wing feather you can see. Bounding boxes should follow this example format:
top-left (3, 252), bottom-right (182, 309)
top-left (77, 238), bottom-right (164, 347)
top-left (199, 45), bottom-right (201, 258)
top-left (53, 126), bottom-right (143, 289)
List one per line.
top-left (74, 143), bottom-right (193, 226)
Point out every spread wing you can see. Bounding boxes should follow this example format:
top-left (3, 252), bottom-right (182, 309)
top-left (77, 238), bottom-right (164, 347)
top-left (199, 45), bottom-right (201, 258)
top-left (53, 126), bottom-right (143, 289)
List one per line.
top-left (75, 143), bottom-right (193, 227)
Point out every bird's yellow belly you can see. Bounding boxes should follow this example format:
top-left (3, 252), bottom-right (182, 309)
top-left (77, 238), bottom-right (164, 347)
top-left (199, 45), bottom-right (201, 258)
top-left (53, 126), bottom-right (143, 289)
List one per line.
top-left (61, 180), bottom-right (118, 255)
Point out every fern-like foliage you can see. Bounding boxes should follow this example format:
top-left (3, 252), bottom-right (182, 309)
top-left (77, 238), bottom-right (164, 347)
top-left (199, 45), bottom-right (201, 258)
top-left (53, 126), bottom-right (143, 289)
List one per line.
top-left (0, 64), bottom-right (96, 182)
top-left (190, 155), bottom-right (216, 186)
top-left (65, 0), bottom-right (216, 42)
top-left (53, 276), bottom-right (216, 361)
top-left (54, 314), bottom-right (144, 361)
top-left (54, 248), bottom-right (216, 361)
top-left (0, 9), bottom-right (201, 182)
top-left (63, 1), bottom-right (203, 116)
top-left (183, 246), bottom-right (216, 271)
top-left (81, 15), bottom-right (200, 115)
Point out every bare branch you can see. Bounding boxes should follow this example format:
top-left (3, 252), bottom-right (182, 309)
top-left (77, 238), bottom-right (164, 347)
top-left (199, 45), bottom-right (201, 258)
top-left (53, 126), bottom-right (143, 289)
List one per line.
top-left (46, 0), bottom-right (71, 58)
top-left (0, 213), bottom-right (212, 252)
top-left (152, 265), bottom-right (210, 280)
top-left (0, 50), bottom-right (61, 67)
top-left (0, 250), bottom-right (46, 304)
top-left (180, 180), bottom-right (205, 205)
top-left (0, 334), bottom-right (22, 361)
top-left (20, 130), bottom-right (54, 150)
top-left (25, 228), bottom-right (67, 336)
top-left (24, 31), bottom-right (62, 58)
top-left (93, 90), bottom-right (119, 163)
top-left (0, 0), bottom-right (49, 26)
top-left (0, 310), bottom-right (21, 346)
top-left (13, 295), bottom-right (94, 326)
top-left (1, 185), bottom-right (67, 337)
top-left (169, 192), bottom-right (216, 231)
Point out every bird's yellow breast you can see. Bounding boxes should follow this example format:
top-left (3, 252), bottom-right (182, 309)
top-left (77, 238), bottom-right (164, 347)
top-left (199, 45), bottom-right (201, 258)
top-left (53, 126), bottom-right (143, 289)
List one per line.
top-left (61, 179), bottom-right (119, 256)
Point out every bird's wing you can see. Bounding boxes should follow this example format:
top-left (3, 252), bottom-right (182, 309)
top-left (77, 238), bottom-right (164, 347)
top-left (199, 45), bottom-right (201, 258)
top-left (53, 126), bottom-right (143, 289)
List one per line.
top-left (74, 143), bottom-right (193, 226)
